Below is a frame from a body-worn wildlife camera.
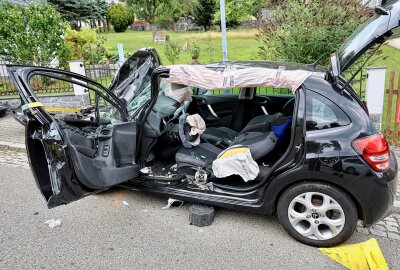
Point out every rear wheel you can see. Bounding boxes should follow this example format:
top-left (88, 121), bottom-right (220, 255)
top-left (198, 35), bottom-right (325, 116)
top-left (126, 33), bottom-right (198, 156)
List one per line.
top-left (277, 182), bottom-right (357, 247)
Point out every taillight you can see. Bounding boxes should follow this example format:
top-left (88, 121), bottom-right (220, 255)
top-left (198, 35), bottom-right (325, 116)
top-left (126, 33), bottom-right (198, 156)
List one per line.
top-left (352, 134), bottom-right (390, 172)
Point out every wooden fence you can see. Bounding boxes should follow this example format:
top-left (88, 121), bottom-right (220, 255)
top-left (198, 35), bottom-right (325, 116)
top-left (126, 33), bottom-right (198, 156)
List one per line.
top-left (384, 71), bottom-right (400, 146)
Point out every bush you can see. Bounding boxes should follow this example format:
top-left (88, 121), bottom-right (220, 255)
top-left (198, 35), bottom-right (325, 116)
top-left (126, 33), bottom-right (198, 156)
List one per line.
top-left (257, 0), bottom-right (369, 65)
top-left (107, 3), bottom-right (133, 33)
top-left (0, 2), bottom-right (66, 64)
top-left (164, 40), bottom-right (181, 64)
top-left (61, 27), bottom-right (109, 65)
top-left (190, 43), bottom-right (201, 60)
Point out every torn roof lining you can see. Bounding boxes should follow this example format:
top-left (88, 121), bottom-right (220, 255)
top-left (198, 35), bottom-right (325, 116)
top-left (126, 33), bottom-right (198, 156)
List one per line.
top-left (167, 64), bottom-right (324, 93)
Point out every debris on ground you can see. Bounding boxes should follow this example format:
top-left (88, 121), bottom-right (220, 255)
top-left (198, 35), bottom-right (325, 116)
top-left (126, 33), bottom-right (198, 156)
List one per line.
top-left (45, 219), bottom-right (62, 229)
top-left (140, 167), bottom-right (152, 175)
top-left (189, 204), bottom-right (215, 227)
top-left (122, 201), bottom-right (129, 206)
top-left (162, 198), bottom-right (184, 210)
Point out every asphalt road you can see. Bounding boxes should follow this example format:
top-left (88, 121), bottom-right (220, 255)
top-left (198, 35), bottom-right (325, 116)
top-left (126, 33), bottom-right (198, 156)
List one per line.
top-left (1, 166), bottom-right (400, 270)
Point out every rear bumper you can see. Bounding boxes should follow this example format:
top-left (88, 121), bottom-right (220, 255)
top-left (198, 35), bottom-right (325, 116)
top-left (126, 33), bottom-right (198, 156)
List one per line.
top-left (360, 150), bottom-right (398, 226)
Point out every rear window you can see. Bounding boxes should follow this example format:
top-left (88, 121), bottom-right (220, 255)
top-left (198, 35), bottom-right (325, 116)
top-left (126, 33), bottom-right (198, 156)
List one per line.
top-left (306, 91), bottom-right (350, 131)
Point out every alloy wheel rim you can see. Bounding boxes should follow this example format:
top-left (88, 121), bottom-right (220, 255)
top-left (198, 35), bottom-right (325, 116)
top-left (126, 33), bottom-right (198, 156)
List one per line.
top-left (287, 192), bottom-right (345, 240)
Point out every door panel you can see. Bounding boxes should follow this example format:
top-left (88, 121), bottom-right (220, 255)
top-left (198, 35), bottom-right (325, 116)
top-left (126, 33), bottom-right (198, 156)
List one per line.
top-left (7, 66), bottom-right (138, 208)
top-left (189, 95), bottom-right (238, 127)
top-left (64, 122), bottom-right (138, 189)
top-left (252, 94), bottom-right (293, 118)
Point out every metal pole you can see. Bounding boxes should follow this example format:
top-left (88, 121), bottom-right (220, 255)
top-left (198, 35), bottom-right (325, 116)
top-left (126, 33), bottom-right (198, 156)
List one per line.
top-left (220, 0), bottom-right (230, 94)
top-left (117, 43), bottom-right (125, 65)
top-left (220, 0), bottom-right (228, 62)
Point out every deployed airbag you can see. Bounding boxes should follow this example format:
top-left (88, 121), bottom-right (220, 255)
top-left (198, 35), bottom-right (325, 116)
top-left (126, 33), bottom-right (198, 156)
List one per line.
top-left (212, 146), bottom-right (259, 182)
top-left (164, 83), bottom-right (192, 104)
top-left (168, 65), bottom-right (319, 92)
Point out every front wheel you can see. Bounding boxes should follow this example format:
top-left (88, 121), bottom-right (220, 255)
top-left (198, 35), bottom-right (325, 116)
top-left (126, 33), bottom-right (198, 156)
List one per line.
top-left (277, 182), bottom-right (357, 247)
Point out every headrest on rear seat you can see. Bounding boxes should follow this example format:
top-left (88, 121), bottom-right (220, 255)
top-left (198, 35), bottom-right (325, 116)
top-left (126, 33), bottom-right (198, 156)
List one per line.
top-left (271, 116), bottom-right (292, 147)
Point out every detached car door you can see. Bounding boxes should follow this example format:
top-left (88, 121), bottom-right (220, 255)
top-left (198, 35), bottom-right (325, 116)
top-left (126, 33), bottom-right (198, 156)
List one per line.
top-left (7, 66), bottom-right (140, 208)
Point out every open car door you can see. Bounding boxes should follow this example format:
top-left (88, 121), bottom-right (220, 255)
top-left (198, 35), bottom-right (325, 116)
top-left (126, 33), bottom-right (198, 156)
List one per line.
top-left (7, 66), bottom-right (140, 208)
top-left (336, 1), bottom-right (400, 73)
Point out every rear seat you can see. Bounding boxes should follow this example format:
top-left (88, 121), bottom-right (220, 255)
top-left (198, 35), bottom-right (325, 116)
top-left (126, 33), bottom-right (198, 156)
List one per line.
top-left (202, 113), bottom-right (282, 147)
top-left (202, 98), bottom-right (294, 147)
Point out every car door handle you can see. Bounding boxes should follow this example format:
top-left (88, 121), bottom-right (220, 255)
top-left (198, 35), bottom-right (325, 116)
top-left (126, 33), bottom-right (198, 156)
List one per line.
top-left (207, 104), bottom-right (219, 118)
top-left (261, 106), bottom-right (269, 115)
top-left (259, 101), bottom-right (268, 105)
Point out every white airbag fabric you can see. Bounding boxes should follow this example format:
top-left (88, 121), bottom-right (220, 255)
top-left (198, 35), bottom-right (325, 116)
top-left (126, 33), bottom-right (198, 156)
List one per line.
top-left (212, 147), bottom-right (259, 182)
top-left (168, 65), bottom-right (316, 92)
top-left (164, 83), bottom-right (192, 104)
top-left (186, 114), bottom-right (206, 146)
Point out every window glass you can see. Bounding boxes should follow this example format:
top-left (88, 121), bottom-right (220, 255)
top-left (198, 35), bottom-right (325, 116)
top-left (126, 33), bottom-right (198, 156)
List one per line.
top-left (127, 77), bottom-right (177, 116)
top-left (193, 87), bottom-right (239, 95)
top-left (127, 81), bottom-right (151, 114)
top-left (306, 91), bottom-right (350, 131)
top-left (97, 95), bottom-right (123, 125)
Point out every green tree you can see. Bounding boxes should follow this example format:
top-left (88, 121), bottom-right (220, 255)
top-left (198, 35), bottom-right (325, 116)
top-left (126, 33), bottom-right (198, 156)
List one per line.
top-left (107, 3), bottom-right (134, 33)
top-left (258, 0), bottom-right (369, 65)
top-left (49, 0), bottom-right (108, 29)
top-left (151, 0), bottom-right (198, 29)
top-left (243, 0), bottom-right (267, 28)
top-left (127, 0), bottom-right (161, 24)
top-left (193, 0), bottom-right (216, 30)
top-left (213, 0), bottom-right (251, 28)
top-left (0, 2), bottom-right (66, 64)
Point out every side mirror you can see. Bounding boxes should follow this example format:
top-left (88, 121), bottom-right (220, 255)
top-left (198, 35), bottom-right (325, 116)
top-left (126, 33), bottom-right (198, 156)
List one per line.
top-left (374, 6), bottom-right (389, 16)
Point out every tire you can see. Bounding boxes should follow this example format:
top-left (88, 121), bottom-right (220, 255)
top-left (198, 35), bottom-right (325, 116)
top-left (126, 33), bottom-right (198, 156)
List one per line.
top-left (277, 182), bottom-right (357, 247)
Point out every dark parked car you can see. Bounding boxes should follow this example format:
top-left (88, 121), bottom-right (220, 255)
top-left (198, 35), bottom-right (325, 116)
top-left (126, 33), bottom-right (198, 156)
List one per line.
top-left (6, 2), bottom-right (400, 247)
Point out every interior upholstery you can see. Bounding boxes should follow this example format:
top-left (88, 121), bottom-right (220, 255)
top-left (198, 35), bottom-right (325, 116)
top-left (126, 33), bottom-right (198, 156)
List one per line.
top-left (202, 113), bottom-right (282, 146)
top-left (201, 97), bottom-right (295, 147)
top-left (175, 131), bottom-right (278, 175)
top-left (175, 143), bottom-right (222, 168)
top-left (229, 132), bottom-right (277, 160)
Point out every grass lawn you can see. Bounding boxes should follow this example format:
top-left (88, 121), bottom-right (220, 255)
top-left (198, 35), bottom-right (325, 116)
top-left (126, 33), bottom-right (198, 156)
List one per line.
top-left (103, 29), bottom-right (400, 133)
top-left (102, 29), bottom-right (260, 65)
top-left (102, 29), bottom-right (400, 71)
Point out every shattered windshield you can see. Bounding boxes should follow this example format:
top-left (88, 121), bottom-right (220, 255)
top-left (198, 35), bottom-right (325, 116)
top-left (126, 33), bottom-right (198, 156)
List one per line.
top-left (126, 78), bottom-right (173, 116)
top-left (127, 81), bottom-right (151, 114)
top-left (109, 54), bottom-right (146, 93)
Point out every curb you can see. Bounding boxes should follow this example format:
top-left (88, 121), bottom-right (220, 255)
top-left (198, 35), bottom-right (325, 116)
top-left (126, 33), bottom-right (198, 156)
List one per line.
top-left (0, 141), bottom-right (26, 152)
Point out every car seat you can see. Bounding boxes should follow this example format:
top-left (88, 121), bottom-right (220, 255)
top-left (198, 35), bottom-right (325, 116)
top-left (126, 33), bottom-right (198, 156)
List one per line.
top-left (201, 98), bottom-right (295, 147)
top-left (175, 131), bottom-right (278, 181)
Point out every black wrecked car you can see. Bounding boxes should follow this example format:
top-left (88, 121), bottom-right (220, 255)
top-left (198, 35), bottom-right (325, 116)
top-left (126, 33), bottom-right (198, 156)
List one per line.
top-left (7, 2), bottom-right (399, 247)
